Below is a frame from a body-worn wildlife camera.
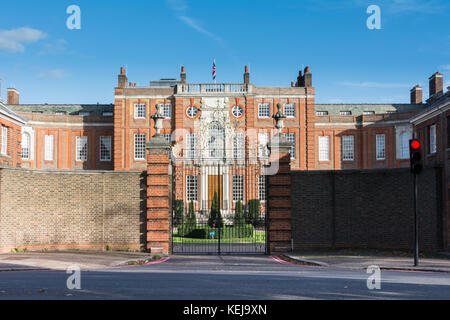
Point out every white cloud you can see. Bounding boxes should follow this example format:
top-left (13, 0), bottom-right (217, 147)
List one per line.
top-left (166, 0), bottom-right (226, 48)
top-left (0, 27), bottom-right (47, 53)
top-left (440, 65), bottom-right (450, 71)
top-left (338, 81), bottom-right (410, 88)
top-left (38, 69), bottom-right (67, 79)
top-left (39, 39), bottom-right (68, 55)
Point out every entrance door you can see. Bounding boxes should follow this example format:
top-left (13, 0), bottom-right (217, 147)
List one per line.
top-left (208, 175), bottom-right (223, 209)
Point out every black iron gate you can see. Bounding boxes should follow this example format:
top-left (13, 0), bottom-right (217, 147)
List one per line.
top-left (171, 157), bottom-right (268, 255)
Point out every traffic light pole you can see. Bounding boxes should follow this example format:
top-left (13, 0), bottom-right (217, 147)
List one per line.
top-left (413, 173), bottom-right (419, 266)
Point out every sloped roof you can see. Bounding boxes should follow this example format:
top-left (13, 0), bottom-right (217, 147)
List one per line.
top-left (315, 103), bottom-right (424, 115)
top-left (0, 101), bottom-right (27, 124)
top-left (7, 104), bottom-right (114, 116)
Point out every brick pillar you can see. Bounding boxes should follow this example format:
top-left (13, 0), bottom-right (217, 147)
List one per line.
top-left (146, 134), bottom-right (172, 254)
top-left (267, 134), bottom-right (292, 254)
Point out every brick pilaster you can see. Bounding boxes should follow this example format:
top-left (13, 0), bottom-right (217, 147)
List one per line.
top-left (146, 135), bottom-right (172, 254)
top-left (268, 134), bottom-right (292, 254)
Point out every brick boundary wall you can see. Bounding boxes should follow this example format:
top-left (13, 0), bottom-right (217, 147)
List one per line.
top-left (0, 167), bottom-right (146, 253)
top-left (291, 167), bottom-right (444, 251)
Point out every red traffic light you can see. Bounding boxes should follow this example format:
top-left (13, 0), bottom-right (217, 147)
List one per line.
top-left (410, 140), bottom-right (421, 150)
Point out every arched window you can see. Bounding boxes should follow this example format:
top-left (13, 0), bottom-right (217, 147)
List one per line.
top-left (21, 133), bottom-right (30, 160)
top-left (400, 131), bottom-right (410, 159)
top-left (208, 122), bottom-right (225, 159)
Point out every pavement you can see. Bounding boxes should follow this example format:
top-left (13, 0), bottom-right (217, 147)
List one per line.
top-left (283, 249), bottom-right (450, 273)
top-left (0, 251), bottom-right (154, 271)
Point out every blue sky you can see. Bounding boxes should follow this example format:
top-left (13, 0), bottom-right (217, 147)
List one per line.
top-left (0, 0), bottom-right (449, 104)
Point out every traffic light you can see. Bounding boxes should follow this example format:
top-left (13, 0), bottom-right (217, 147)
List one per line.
top-left (409, 139), bottom-right (422, 174)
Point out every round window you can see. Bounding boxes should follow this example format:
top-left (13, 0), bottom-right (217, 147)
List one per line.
top-left (186, 106), bottom-right (199, 118)
top-left (232, 105), bottom-right (244, 118)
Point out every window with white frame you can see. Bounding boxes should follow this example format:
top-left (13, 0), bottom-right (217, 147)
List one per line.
top-left (233, 132), bottom-right (244, 159)
top-left (134, 103), bottom-right (146, 119)
top-left (318, 136), bottom-right (330, 161)
top-left (186, 133), bottom-right (197, 159)
top-left (44, 135), bottom-right (54, 161)
top-left (258, 132), bottom-right (270, 158)
top-left (1, 126), bottom-right (7, 155)
top-left (430, 125), bottom-right (437, 154)
top-left (162, 133), bottom-right (171, 144)
top-left (316, 111), bottom-right (328, 116)
top-left (340, 111), bottom-right (352, 116)
top-left (284, 103), bottom-right (296, 118)
top-left (342, 135), bottom-right (354, 161)
top-left (134, 133), bottom-right (146, 160)
top-left (159, 103), bottom-right (172, 118)
top-left (21, 133), bottom-right (30, 160)
top-left (258, 103), bottom-right (270, 118)
top-left (186, 175), bottom-right (198, 201)
top-left (284, 133), bottom-right (296, 159)
top-left (232, 175), bottom-right (244, 201)
top-left (400, 132), bottom-right (410, 159)
top-left (100, 136), bottom-right (111, 161)
top-left (258, 175), bottom-right (266, 201)
top-left (76, 136), bottom-right (88, 161)
top-left (376, 134), bottom-right (386, 160)
top-left (363, 111), bottom-right (375, 115)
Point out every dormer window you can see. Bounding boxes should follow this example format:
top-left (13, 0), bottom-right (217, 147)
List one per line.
top-left (363, 111), bottom-right (375, 115)
top-left (78, 111), bottom-right (90, 116)
top-left (102, 111), bottom-right (113, 116)
top-left (316, 111), bottom-right (328, 116)
top-left (340, 111), bottom-right (352, 116)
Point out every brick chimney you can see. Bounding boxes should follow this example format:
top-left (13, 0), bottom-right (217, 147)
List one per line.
top-left (7, 88), bottom-right (19, 105)
top-left (410, 85), bottom-right (422, 104)
top-left (180, 66), bottom-right (186, 84)
top-left (118, 67), bottom-right (128, 88)
top-left (303, 66), bottom-right (312, 87)
top-left (429, 72), bottom-right (443, 97)
top-left (244, 65), bottom-right (250, 84)
top-left (296, 70), bottom-right (303, 87)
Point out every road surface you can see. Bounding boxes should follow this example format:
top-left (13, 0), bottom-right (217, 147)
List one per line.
top-left (0, 255), bottom-right (449, 299)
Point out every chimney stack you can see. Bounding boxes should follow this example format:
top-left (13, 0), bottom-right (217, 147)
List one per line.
top-left (297, 70), bottom-right (303, 87)
top-left (244, 65), bottom-right (250, 84)
top-left (410, 85), bottom-right (422, 104)
top-left (7, 88), bottom-right (19, 105)
top-left (180, 66), bottom-right (186, 84)
top-left (118, 67), bottom-right (128, 88)
top-left (303, 66), bottom-right (312, 87)
top-left (429, 72), bottom-right (443, 98)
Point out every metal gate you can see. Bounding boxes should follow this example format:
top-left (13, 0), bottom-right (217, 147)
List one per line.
top-left (171, 152), bottom-right (268, 255)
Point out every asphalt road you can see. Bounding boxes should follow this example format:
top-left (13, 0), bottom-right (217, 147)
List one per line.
top-left (0, 255), bottom-right (449, 300)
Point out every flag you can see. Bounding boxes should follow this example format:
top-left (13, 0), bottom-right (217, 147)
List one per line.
top-left (212, 58), bottom-right (216, 82)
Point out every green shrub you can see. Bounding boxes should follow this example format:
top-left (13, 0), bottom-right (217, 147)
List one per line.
top-left (208, 192), bottom-right (223, 227)
top-left (246, 199), bottom-right (261, 227)
top-left (234, 200), bottom-right (245, 226)
top-left (182, 224), bottom-right (254, 239)
top-left (173, 200), bottom-right (184, 227)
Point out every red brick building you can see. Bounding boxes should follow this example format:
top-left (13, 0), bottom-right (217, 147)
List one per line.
top-left (411, 72), bottom-right (450, 249)
top-left (2, 66), bottom-right (443, 213)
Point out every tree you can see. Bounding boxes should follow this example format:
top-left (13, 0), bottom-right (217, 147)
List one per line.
top-left (188, 200), bottom-right (197, 230)
top-left (246, 199), bottom-right (261, 227)
top-left (173, 200), bottom-right (184, 227)
top-left (208, 192), bottom-right (223, 227)
top-left (234, 199), bottom-right (245, 226)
